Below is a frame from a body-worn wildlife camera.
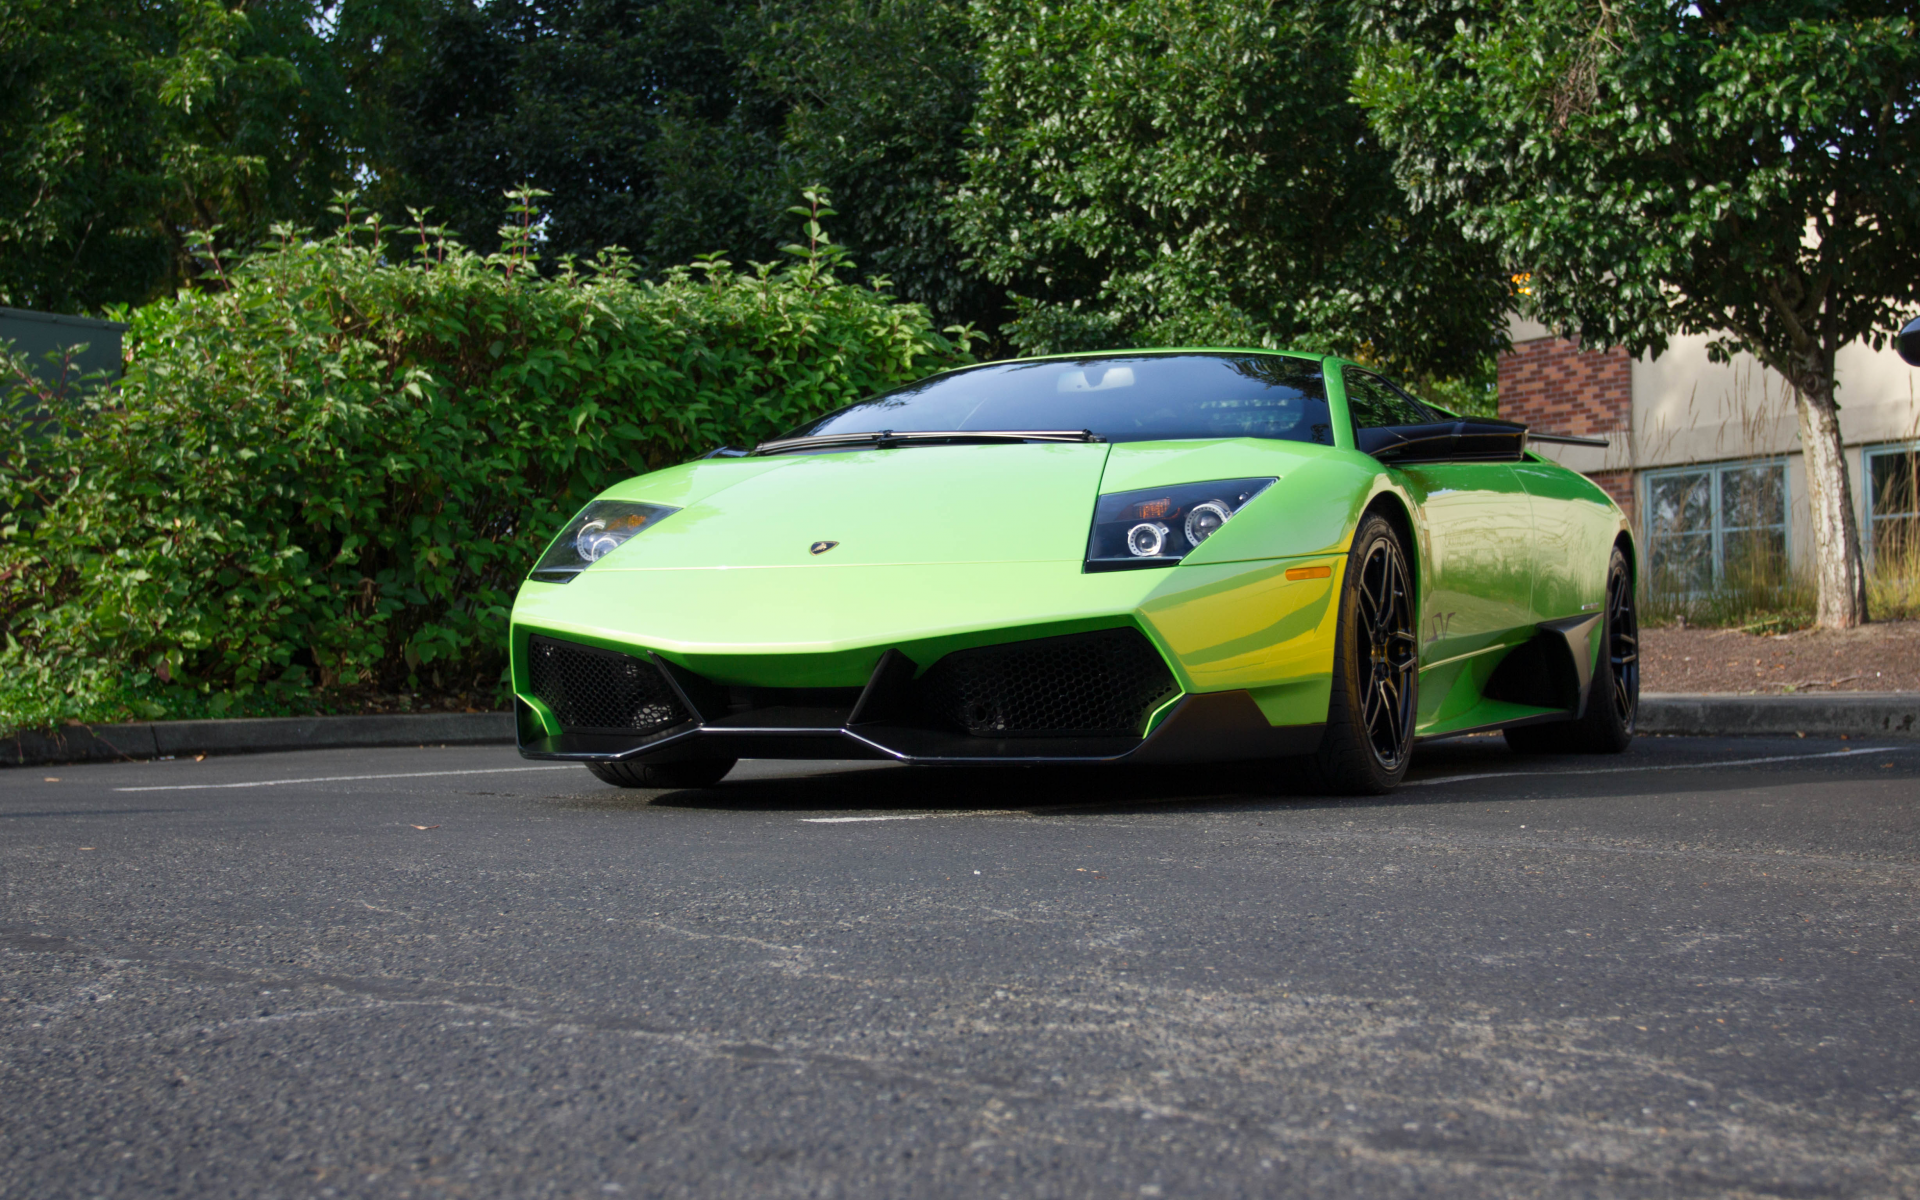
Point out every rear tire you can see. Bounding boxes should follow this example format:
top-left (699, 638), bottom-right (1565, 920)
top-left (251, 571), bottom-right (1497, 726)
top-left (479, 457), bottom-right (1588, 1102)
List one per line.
top-left (1505, 546), bottom-right (1638, 755)
top-left (1302, 513), bottom-right (1419, 794)
top-left (586, 758), bottom-right (738, 789)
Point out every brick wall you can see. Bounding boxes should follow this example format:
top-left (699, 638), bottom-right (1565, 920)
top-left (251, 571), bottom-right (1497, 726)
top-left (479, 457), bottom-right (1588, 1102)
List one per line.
top-left (1497, 337), bottom-right (1631, 437)
top-left (1499, 336), bottom-right (1636, 521)
top-left (1587, 469), bottom-right (1634, 524)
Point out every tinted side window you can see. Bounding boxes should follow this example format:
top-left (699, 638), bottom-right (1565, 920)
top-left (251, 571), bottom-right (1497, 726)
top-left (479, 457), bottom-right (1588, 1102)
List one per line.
top-left (1343, 369), bottom-right (1433, 429)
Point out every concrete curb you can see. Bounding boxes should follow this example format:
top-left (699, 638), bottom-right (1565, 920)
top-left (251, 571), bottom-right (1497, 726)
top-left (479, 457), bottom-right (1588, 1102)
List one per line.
top-left (4, 694), bottom-right (1916, 767)
top-left (2, 712), bottom-right (514, 767)
top-left (1638, 692), bottom-right (1920, 739)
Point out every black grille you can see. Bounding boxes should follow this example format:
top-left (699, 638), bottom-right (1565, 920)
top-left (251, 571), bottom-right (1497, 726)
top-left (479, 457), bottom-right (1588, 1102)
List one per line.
top-left (915, 628), bottom-right (1179, 738)
top-left (527, 635), bottom-right (692, 735)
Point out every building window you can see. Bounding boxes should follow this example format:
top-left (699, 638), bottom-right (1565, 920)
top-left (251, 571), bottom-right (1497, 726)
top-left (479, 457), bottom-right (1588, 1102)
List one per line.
top-left (1866, 442), bottom-right (1919, 563)
top-left (1644, 459), bottom-right (1789, 591)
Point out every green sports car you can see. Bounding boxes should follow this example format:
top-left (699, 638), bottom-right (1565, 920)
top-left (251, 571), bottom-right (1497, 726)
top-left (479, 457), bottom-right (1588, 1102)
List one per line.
top-left (508, 350), bottom-right (1638, 795)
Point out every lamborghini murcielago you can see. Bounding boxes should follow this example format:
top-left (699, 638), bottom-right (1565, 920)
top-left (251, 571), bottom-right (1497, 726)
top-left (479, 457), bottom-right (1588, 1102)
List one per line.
top-left (508, 350), bottom-right (1637, 794)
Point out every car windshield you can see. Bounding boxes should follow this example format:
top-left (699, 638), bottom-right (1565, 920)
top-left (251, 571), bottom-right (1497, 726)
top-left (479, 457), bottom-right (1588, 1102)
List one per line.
top-left (778, 353), bottom-right (1333, 446)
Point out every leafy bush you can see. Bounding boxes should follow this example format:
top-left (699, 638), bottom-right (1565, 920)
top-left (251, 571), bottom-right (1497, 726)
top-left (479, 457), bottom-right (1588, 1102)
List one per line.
top-left (0, 195), bottom-right (972, 733)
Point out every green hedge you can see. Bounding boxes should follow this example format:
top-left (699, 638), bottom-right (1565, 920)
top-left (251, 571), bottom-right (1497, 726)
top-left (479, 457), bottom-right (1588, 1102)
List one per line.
top-left (0, 202), bottom-right (972, 732)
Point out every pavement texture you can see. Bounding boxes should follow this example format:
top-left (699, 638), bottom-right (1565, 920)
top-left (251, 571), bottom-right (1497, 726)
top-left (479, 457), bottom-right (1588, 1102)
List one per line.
top-left (3, 735), bottom-right (1917, 1199)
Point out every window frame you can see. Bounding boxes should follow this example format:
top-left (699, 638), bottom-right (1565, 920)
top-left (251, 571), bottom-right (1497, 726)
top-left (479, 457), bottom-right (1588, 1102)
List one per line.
top-left (1641, 457), bottom-right (1793, 591)
top-left (1863, 440), bottom-right (1920, 564)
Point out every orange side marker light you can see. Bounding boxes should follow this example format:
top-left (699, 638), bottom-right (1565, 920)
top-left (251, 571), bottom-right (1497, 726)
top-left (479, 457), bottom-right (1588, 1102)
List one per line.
top-left (1285, 565), bottom-right (1332, 581)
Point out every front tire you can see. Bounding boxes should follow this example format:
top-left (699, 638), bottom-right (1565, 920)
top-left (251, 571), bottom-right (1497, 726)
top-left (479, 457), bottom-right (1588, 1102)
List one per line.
top-left (1505, 546), bottom-right (1638, 755)
top-left (586, 758), bottom-right (738, 789)
top-left (1304, 512), bottom-right (1419, 794)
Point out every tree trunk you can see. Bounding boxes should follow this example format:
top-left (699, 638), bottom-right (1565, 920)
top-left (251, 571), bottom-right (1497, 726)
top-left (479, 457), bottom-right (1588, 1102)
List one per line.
top-left (1795, 378), bottom-right (1870, 629)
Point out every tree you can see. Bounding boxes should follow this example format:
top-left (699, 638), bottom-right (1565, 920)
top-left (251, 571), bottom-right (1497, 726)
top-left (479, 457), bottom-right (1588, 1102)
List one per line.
top-left (382, 0), bottom-right (1003, 332)
top-left (1355, 0), bottom-right (1920, 628)
top-left (376, 0), bottom-right (778, 268)
top-left (2, 0), bottom-right (1003, 332)
top-left (745, 0), bottom-right (998, 334)
top-left (948, 0), bottom-right (1511, 380)
top-left (0, 0), bottom-right (369, 310)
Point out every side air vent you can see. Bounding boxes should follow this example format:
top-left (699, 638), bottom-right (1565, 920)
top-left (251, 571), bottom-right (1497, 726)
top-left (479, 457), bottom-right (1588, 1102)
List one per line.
top-left (527, 635), bottom-right (692, 735)
top-left (915, 627), bottom-right (1179, 738)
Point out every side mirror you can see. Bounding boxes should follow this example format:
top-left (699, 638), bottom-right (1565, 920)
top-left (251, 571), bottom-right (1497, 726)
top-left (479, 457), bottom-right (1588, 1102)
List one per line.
top-left (1900, 316), bottom-right (1920, 367)
top-left (1357, 418), bottom-right (1527, 464)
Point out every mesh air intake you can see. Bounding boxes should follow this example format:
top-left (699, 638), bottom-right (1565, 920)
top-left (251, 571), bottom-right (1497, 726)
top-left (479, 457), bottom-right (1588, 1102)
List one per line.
top-left (527, 635), bottom-right (692, 735)
top-left (915, 627), bottom-right (1178, 738)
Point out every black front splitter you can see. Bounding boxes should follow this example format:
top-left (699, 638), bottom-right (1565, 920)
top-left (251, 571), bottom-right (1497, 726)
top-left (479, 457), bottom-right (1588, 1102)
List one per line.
top-left (518, 690), bottom-right (1325, 767)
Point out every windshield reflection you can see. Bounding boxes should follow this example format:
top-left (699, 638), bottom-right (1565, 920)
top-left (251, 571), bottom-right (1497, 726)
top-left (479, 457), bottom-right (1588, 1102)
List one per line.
top-left (784, 353), bottom-right (1334, 446)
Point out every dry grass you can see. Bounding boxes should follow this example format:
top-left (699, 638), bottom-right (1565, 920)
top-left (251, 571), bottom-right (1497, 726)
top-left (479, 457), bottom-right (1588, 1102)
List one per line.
top-left (1642, 548), bottom-right (1918, 632)
top-left (1642, 546), bottom-right (1815, 633)
top-left (1869, 541), bottom-right (1920, 622)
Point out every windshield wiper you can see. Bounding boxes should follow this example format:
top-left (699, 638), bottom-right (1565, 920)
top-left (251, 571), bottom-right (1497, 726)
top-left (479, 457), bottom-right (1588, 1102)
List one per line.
top-left (751, 429), bottom-right (1105, 456)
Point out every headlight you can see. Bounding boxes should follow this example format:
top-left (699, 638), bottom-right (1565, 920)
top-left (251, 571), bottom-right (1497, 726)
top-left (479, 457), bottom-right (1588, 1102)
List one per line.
top-left (1085, 478), bottom-right (1274, 572)
top-left (529, 499), bottom-right (680, 583)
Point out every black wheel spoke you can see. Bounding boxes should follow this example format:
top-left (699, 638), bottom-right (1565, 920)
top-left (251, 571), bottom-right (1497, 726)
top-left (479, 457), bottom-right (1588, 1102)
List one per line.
top-left (1361, 573), bottom-right (1387, 624)
top-left (1358, 570), bottom-right (1383, 619)
top-left (1378, 678), bottom-right (1404, 747)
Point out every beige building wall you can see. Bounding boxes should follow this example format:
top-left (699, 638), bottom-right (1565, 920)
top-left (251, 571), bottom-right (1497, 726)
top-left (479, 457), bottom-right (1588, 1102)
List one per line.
top-left (1505, 317), bottom-right (1920, 569)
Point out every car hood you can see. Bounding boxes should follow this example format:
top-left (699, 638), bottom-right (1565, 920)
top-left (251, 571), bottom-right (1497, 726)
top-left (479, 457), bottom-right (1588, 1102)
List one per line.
top-left (591, 443), bottom-right (1113, 569)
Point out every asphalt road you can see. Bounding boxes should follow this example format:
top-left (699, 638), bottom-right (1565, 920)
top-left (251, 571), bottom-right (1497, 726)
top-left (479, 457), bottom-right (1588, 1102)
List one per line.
top-left (3, 734), bottom-right (1917, 1200)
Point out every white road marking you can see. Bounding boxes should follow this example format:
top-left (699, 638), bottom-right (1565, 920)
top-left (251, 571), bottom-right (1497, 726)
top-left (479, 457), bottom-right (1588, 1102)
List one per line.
top-left (800, 809), bottom-right (1031, 824)
top-left (115, 765), bottom-right (587, 793)
top-left (1404, 746), bottom-right (1898, 788)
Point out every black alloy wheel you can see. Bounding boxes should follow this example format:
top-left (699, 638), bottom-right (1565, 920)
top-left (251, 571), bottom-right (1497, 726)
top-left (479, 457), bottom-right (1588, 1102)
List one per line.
top-left (1604, 556), bottom-right (1640, 728)
top-left (1358, 533), bottom-right (1419, 769)
top-left (1306, 513), bottom-right (1420, 794)
top-left (1505, 545), bottom-right (1638, 755)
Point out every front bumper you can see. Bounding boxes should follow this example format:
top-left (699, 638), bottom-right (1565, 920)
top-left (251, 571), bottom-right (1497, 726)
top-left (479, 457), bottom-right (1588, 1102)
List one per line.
top-left (514, 634), bottom-right (1324, 766)
top-left (509, 556), bottom-right (1343, 765)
